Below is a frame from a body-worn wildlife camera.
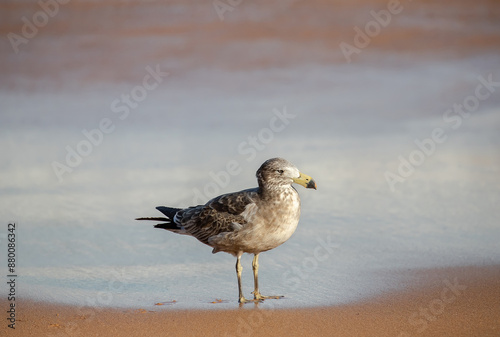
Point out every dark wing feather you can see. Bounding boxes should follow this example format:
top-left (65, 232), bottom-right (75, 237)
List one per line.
top-left (156, 206), bottom-right (182, 219)
top-left (176, 188), bottom-right (258, 245)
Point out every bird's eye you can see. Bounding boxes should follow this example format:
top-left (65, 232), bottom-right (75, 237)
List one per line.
top-left (277, 169), bottom-right (284, 175)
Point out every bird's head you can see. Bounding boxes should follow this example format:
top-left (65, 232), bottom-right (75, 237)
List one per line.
top-left (256, 158), bottom-right (317, 191)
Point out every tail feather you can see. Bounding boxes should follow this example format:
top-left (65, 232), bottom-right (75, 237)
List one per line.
top-left (136, 206), bottom-right (183, 233)
top-left (153, 222), bottom-right (180, 231)
top-left (135, 217), bottom-right (169, 221)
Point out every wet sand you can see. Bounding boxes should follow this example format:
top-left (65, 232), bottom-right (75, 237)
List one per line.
top-left (2, 0), bottom-right (500, 89)
top-left (2, 265), bottom-right (499, 337)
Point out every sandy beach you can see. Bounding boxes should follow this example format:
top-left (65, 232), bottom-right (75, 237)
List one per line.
top-left (2, 265), bottom-right (499, 337)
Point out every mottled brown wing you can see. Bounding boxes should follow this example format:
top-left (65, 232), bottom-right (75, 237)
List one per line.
top-left (176, 188), bottom-right (258, 245)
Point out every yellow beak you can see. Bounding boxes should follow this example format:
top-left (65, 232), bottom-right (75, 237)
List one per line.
top-left (293, 172), bottom-right (317, 190)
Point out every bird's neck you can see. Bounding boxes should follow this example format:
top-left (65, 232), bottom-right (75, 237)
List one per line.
top-left (258, 184), bottom-right (297, 202)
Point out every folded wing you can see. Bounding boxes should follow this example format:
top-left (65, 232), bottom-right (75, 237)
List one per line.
top-left (153, 188), bottom-right (259, 246)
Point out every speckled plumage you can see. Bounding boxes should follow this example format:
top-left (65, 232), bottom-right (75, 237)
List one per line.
top-left (136, 157), bottom-right (316, 303)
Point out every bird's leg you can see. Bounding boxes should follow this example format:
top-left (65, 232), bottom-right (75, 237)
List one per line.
top-left (251, 253), bottom-right (262, 299)
top-left (251, 253), bottom-right (284, 301)
top-left (236, 254), bottom-right (250, 304)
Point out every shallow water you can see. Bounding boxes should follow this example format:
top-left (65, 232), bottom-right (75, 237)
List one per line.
top-left (1, 0), bottom-right (499, 309)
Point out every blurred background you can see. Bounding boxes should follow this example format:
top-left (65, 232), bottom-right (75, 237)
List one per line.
top-left (0, 0), bottom-right (499, 309)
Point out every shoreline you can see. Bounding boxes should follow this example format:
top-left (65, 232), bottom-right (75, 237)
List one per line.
top-left (2, 265), bottom-right (499, 336)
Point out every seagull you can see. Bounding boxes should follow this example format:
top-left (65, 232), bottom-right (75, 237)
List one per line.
top-left (136, 157), bottom-right (317, 303)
